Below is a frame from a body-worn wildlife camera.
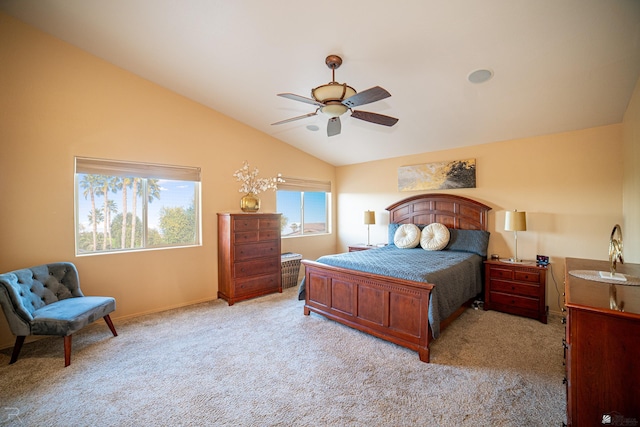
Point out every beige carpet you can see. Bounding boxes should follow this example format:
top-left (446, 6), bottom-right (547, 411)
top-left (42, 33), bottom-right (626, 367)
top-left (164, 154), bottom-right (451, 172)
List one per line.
top-left (0, 287), bottom-right (566, 426)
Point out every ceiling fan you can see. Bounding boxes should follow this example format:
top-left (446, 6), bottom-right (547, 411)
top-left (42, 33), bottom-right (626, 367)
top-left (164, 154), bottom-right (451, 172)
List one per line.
top-left (272, 55), bottom-right (398, 137)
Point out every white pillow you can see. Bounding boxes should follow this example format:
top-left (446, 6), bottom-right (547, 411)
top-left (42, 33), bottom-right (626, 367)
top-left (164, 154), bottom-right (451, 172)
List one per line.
top-left (420, 223), bottom-right (450, 251)
top-left (393, 224), bottom-right (421, 249)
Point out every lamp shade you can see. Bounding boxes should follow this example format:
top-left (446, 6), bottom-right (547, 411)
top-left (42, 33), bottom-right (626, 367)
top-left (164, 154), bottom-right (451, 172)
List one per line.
top-left (505, 210), bottom-right (526, 232)
top-left (364, 210), bottom-right (376, 225)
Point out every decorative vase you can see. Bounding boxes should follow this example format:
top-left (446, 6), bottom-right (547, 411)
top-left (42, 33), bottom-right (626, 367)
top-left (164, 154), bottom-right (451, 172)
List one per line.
top-left (240, 193), bottom-right (260, 212)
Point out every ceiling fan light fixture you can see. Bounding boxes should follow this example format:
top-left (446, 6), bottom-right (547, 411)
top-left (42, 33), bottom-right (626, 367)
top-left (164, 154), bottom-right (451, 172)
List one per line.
top-left (320, 102), bottom-right (349, 118)
top-left (273, 54), bottom-right (398, 136)
top-left (312, 82), bottom-right (356, 103)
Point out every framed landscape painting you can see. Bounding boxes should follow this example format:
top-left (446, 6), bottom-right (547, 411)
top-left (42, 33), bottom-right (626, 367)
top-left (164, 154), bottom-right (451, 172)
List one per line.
top-left (398, 159), bottom-right (476, 191)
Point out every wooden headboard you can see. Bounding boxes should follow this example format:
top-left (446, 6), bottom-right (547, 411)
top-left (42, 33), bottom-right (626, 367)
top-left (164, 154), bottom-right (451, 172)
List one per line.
top-left (386, 193), bottom-right (491, 231)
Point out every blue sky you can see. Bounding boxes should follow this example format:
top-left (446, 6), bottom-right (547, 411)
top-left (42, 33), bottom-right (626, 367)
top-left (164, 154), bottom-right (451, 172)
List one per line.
top-left (76, 177), bottom-right (196, 232)
top-left (277, 191), bottom-right (327, 224)
top-left (77, 176), bottom-right (325, 235)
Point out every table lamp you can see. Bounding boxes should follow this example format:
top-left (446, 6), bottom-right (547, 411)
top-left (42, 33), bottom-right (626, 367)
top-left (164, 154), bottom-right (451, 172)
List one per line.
top-left (364, 210), bottom-right (375, 246)
top-left (505, 210), bottom-right (526, 262)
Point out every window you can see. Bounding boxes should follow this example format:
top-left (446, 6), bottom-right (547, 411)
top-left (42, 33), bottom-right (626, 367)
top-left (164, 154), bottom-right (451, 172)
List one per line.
top-left (277, 177), bottom-right (331, 237)
top-left (74, 157), bottom-right (201, 255)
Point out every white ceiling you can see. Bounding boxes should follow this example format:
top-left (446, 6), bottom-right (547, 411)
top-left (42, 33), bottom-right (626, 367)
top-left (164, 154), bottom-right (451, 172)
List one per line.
top-left (2, 0), bottom-right (640, 166)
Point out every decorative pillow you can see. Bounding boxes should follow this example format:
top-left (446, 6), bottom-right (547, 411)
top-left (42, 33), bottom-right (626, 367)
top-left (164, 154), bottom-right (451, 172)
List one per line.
top-left (388, 223), bottom-right (429, 245)
top-left (445, 229), bottom-right (491, 257)
top-left (420, 223), bottom-right (450, 251)
top-left (393, 224), bottom-right (421, 249)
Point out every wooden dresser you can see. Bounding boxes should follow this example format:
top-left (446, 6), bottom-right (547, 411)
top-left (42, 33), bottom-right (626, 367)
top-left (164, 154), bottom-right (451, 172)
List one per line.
top-left (217, 212), bottom-right (282, 305)
top-left (484, 260), bottom-right (547, 323)
top-left (564, 257), bottom-right (640, 426)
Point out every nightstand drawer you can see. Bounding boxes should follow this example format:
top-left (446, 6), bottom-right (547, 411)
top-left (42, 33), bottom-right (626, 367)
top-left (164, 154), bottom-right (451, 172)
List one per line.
top-left (489, 267), bottom-right (515, 280)
top-left (489, 267), bottom-right (541, 284)
top-left (490, 279), bottom-right (540, 297)
top-left (490, 291), bottom-right (539, 311)
top-left (514, 270), bottom-right (541, 283)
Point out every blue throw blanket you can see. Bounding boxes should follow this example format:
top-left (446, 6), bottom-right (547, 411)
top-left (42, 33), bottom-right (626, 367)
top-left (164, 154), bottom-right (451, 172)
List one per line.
top-left (298, 245), bottom-right (483, 338)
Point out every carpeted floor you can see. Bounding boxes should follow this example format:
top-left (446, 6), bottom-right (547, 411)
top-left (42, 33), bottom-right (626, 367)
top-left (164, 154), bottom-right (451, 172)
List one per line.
top-left (0, 287), bottom-right (566, 426)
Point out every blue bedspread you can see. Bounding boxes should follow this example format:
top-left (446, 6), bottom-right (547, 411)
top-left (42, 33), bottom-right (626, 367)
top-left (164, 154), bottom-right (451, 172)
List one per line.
top-left (298, 245), bottom-right (483, 338)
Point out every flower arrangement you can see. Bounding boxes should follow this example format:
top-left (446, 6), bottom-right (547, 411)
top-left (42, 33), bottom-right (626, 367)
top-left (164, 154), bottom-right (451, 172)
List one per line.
top-left (233, 161), bottom-right (284, 195)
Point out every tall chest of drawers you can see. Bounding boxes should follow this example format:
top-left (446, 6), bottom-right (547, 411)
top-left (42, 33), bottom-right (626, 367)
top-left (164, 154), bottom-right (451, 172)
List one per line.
top-left (217, 213), bottom-right (282, 305)
top-left (484, 260), bottom-right (547, 323)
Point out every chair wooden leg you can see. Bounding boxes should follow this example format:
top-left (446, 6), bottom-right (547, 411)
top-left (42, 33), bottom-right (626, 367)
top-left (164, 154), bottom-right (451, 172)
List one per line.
top-left (9, 336), bottom-right (26, 364)
top-left (64, 335), bottom-right (72, 367)
top-left (104, 315), bottom-right (118, 337)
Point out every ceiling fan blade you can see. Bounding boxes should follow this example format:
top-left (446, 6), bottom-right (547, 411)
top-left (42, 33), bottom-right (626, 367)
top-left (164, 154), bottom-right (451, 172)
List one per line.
top-left (271, 111), bottom-right (318, 125)
top-left (342, 86), bottom-right (391, 108)
top-left (327, 117), bottom-right (341, 137)
top-left (277, 93), bottom-right (325, 107)
top-left (350, 110), bottom-right (399, 127)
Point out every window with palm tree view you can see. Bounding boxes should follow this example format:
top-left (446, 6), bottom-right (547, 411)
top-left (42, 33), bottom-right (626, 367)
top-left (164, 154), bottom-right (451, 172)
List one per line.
top-left (75, 157), bottom-right (201, 255)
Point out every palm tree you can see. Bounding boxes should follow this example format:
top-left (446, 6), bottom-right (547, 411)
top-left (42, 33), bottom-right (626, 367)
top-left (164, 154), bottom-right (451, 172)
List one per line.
top-left (119, 177), bottom-right (133, 249)
top-left (97, 176), bottom-right (118, 250)
top-left (103, 199), bottom-right (118, 248)
top-left (79, 174), bottom-right (102, 251)
top-left (130, 178), bottom-right (140, 248)
top-left (130, 178), bottom-right (161, 247)
top-left (88, 210), bottom-right (104, 227)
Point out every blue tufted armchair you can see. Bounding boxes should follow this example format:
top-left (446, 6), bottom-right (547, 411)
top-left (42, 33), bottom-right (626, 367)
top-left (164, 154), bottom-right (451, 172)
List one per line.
top-left (0, 262), bottom-right (117, 367)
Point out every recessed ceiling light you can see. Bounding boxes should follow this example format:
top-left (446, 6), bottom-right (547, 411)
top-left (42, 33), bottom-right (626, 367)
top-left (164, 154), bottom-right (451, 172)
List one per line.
top-left (306, 125), bottom-right (320, 131)
top-left (468, 69), bottom-right (494, 84)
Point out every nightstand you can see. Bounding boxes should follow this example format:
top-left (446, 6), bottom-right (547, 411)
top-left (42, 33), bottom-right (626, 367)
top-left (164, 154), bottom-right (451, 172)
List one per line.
top-left (348, 244), bottom-right (376, 252)
top-left (483, 259), bottom-right (547, 323)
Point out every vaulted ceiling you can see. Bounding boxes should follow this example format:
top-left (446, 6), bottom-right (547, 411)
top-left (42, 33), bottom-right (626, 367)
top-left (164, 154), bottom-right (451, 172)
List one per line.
top-left (2, 0), bottom-right (639, 166)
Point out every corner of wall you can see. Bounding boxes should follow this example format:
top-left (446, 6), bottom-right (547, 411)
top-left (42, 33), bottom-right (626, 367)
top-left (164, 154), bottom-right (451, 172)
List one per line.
top-left (622, 76), bottom-right (640, 263)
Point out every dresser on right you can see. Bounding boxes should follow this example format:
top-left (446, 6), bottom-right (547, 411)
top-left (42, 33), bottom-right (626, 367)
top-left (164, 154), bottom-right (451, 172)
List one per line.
top-left (564, 257), bottom-right (640, 426)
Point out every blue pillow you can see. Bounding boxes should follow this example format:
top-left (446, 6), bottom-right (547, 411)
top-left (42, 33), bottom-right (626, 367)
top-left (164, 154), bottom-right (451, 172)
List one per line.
top-left (445, 229), bottom-right (490, 257)
top-left (388, 223), bottom-right (401, 245)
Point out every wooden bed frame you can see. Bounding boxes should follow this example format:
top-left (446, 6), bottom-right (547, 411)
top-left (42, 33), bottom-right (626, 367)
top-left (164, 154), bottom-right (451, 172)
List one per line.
top-left (302, 193), bottom-right (491, 362)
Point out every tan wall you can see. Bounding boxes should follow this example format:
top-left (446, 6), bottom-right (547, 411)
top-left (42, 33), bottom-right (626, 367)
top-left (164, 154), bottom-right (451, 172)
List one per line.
top-left (1, 12), bottom-right (636, 349)
top-left (0, 14), bottom-right (336, 348)
top-left (336, 124), bottom-right (625, 315)
top-left (623, 77), bottom-right (640, 263)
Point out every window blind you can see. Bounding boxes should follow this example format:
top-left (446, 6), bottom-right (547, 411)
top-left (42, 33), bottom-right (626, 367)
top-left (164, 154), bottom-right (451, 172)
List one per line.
top-left (278, 177), bottom-right (331, 192)
top-left (75, 157), bottom-right (201, 181)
